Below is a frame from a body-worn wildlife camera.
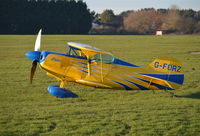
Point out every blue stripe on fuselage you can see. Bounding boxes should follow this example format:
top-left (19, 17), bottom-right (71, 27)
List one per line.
top-left (109, 79), bottom-right (132, 90)
top-left (125, 79), bottom-right (148, 90)
top-left (39, 51), bottom-right (139, 68)
top-left (39, 51), bottom-right (87, 63)
top-left (137, 73), bottom-right (184, 85)
top-left (73, 67), bottom-right (88, 73)
top-left (128, 75), bottom-right (174, 90)
top-left (113, 58), bottom-right (140, 67)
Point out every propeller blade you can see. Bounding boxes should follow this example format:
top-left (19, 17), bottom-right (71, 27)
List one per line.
top-left (34, 29), bottom-right (42, 51)
top-left (30, 60), bottom-right (37, 84)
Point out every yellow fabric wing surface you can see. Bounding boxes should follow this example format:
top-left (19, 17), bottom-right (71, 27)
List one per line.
top-left (67, 42), bottom-right (112, 57)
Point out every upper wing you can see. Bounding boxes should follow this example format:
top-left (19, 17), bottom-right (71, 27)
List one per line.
top-left (67, 42), bottom-right (112, 57)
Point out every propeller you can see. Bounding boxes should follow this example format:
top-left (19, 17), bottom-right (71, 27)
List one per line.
top-left (34, 29), bottom-right (42, 51)
top-left (25, 29), bottom-right (42, 83)
top-left (30, 60), bottom-right (37, 83)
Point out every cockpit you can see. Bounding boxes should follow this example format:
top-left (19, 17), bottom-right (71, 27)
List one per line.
top-left (66, 45), bottom-right (87, 58)
top-left (66, 43), bottom-right (138, 67)
top-left (66, 45), bottom-right (115, 64)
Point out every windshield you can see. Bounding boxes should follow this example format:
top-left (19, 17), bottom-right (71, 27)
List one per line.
top-left (91, 54), bottom-right (114, 64)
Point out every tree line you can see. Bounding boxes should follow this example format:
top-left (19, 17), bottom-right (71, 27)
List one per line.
top-left (92, 7), bottom-right (200, 34)
top-left (1, 0), bottom-right (200, 35)
top-left (0, 0), bottom-right (92, 34)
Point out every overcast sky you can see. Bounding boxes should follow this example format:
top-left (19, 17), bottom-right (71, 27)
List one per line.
top-left (84, 0), bottom-right (200, 14)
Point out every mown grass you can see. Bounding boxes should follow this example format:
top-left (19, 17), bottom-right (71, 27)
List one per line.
top-left (0, 35), bottom-right (200, 136)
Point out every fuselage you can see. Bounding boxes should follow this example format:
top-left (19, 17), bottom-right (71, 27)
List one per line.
top-left (39, 51), bottom-right (179, 90)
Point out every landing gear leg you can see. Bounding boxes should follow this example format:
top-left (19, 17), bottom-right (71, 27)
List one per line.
top-left (169, 92), bottom-right (178, 98)
top-left (60, 80), bottom-right (67, 89)
top-left (164, 90), bottom-right (178, 98)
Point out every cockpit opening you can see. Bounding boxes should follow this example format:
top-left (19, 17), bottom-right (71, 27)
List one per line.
top-left (66, 45), bottom-right (86, 58)
top-left (66, 45), bottom-right (115, 64)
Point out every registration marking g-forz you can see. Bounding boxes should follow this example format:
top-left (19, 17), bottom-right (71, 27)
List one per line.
top-left (154, 61), bottom-right (181, 72)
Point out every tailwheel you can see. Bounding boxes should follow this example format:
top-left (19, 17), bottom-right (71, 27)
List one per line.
top-left (169, 92), bottom-right (178, 98)
top-left (164, 90), bottom-right (178, 98)
top-left (48, 81), bottom-right (78, 98)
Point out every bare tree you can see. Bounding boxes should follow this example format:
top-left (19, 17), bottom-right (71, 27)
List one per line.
top-left (161, 8), bottom-right (182, 32)
top-left (124, 9), bottom-right (163, 34)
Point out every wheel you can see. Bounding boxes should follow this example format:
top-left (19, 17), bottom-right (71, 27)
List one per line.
top-left (48, 85), bottom-right (78, 98)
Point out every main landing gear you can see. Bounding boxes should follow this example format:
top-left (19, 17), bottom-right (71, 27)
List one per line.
top-left (48, 81), bottom-right (78, 98)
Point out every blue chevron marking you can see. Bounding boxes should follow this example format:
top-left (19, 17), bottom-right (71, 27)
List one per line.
top-left (109, 79), bottom-right (132, 90)
top-left (125, 79), bottom-right (149, 90)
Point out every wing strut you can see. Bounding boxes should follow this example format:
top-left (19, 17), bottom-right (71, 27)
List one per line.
top-left (100, 54), bottom-right (103, 82)
top-left (87, 55), bottom-right (91, 76)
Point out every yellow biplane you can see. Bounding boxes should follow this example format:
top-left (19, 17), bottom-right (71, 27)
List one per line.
top-left (26, 30), bottom-right (184, 98)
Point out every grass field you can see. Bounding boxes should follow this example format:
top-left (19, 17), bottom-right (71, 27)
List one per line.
top-left (0, 35), bottom-right (200, 136)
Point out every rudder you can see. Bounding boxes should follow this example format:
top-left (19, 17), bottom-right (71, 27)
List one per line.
top-left (148, 57), bottom-right (184, 89)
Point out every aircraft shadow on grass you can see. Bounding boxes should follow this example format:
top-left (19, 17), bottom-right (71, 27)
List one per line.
top-left (181, 92), bottom-right (200, 99)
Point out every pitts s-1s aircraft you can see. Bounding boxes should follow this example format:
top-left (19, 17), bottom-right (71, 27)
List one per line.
top-left (25, 30), bottom-right (184, 98)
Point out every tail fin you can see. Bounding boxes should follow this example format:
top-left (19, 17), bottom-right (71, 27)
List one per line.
top-left (149, 57), bottom-right (183, 74)
top-left (145, 57), bottom-right (184, 90)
